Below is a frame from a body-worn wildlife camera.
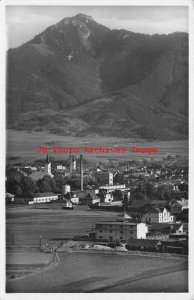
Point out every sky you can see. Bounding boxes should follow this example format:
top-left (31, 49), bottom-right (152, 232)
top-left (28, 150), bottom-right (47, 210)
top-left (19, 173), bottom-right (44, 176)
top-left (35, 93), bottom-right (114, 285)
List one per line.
top-left (6, 6), bottom-right (188, 49)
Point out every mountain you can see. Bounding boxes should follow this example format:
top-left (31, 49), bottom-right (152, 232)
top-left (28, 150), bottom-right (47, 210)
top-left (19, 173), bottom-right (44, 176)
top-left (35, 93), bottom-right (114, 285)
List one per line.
top-left (6, 14), bottom-right (188, 140)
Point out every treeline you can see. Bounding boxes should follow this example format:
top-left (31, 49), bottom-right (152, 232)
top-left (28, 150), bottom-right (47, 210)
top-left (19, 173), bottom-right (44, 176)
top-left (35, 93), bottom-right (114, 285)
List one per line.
top-left (130, 182), bottom-right (188, 202)
top-left (6, 169), bottom-right (98, 197)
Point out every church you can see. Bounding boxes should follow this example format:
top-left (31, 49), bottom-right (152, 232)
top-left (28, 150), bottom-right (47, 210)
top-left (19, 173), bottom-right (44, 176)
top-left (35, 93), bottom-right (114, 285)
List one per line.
top-left (29, 154), bottom-right (54, 182)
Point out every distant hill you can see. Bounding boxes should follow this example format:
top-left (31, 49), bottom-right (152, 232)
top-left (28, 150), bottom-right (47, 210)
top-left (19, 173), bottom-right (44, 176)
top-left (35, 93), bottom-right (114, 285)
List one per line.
top-left (7, 14), bottom-right (188, 140)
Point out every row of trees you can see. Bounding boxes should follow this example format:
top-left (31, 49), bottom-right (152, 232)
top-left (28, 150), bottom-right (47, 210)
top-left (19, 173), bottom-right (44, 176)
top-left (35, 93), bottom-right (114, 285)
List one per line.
top-left (6, 169), bottom-right (98, 198)
top-left (6, 171), bottom-right (59, 197)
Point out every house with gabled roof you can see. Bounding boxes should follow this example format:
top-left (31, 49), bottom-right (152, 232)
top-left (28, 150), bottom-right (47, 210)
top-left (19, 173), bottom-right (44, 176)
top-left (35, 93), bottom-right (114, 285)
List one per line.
top-left (141, 207), bottom-right (175, 224)
top-left (171, 199), bottom-right (188, 214)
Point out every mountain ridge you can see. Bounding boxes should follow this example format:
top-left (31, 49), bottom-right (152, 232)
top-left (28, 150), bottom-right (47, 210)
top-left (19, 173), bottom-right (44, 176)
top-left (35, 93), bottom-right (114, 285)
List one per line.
top-left (6, 14), bottom-right (188, 140)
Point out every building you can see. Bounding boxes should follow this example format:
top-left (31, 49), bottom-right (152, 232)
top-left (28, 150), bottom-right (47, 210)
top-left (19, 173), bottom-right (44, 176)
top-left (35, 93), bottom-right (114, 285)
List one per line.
top-left (28, 192), bottom-right (58, 204)
top-left (126, 239), bottom-right (161, 251)
top-left (104, 193), bottom-right (114, 202)
top-left (57, 165), bottom-right (66, 170)
top-left (99, 184), bottom-right (126, 192)
top-left (72, 156), bottom-right (76, 171)
top-left (29, 154), bottom-right (54, 181)
top-left (6, 192), bottom-right (15, 202)
top-left (148, 223), bottom-right (185, 238)
top-left (141, 207), bottom-right (175, 224)
top-left (62, 184), bottom-right (71, 195)
top-left (95, 221), bottom-right (148, 242)
top-left (69, 155), bottom-right (77, 173)
top-left (86, 194), bottom-right (100, 205)
top-left (96, 172), bottom-right (113, 186)
top-left (171, 200), bottom-right (188, 214)
top-left (70, 193), bottom-right (79, 205)
top-left (160, 240), bottom-right (188, 255)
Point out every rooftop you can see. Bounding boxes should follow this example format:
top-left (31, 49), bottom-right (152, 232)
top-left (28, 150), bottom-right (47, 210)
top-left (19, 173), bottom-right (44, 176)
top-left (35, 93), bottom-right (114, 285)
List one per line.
top-left (176, 200), bottom-right (189, 206)
top-left (127, 239), bottom-right (161, 247)
top-left (96, 221), bottom-right (143, 225)
top-left (33, 192), bottom-right (57, 198)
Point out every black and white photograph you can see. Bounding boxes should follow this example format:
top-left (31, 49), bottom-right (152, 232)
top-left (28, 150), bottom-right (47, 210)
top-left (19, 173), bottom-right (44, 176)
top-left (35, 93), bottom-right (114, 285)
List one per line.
top-left (1, 0), bottom-right (193, 296)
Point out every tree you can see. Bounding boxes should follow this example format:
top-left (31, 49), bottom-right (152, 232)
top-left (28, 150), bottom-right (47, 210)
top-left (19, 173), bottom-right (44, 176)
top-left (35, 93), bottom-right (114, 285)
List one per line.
top-left (157, 184), bottom-right (173, 201)
top-left (114, 173), bottom-right (124, 184)
top-left (54, 173), bottom-right (68, 191)
top-left (112, 190), bottom-right (123, 201)
top-left (40, 180), bottom-right (51, 193)
top-left (21, 177), bottom-right (39, 197)
top-left (6, 170), bottom-right (23, 194)
top-left (13, 184), bottom-right (22, 197)
top-left (178, 183), bottom-right (188, 192)
top-left (37, 175), bottom-right (57, 193)
top-left (130, 185), bottom-right (145, 201)
top-left (143, 182), bottom-right (156, 199)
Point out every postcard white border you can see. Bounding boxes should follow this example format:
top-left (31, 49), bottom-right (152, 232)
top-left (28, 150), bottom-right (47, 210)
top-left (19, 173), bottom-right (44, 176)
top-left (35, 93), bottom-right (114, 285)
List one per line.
top-left (0, 0), bottom-right (193, 299)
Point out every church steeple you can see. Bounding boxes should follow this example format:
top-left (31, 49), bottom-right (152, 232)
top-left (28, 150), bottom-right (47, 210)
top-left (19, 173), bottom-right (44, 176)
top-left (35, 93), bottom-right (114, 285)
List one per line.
top-left (45, 153), bottom-right (51, 174)
top-left (45, 153), bottom-right (50, 164)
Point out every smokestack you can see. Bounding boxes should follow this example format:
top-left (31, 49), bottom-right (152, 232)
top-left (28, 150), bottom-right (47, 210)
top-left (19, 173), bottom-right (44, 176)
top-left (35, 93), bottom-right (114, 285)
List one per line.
top-left (80, 154), bottom-right (83, 191)
top-left (69, 153), bottom-right (72, 173)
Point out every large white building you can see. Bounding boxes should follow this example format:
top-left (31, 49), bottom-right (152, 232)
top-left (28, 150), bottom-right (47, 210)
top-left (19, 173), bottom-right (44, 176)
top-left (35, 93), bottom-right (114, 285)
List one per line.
top-left (99, 184), bottom-right (126, 192)
top-left (28, 192), bottom-right (58, 204)
top-left (95, 221), bottom-right (148, 241)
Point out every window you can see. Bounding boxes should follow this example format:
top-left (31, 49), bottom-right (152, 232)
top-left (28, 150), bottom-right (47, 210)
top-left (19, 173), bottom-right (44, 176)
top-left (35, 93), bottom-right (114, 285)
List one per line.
top-left (130, 225), bottom-right (133, 228)
top-left (120, 237), bottom-right (123, 240)
top-left (100, 236), bottom-right (102, 239)
top-left (120, 231), bottom-right (123, 233)
top-left (130, 231), bottom-right (133, 234)
top-left (110, 230), bottom-right (112, 233)
top-left (100, 230), bottom-right (102, 233)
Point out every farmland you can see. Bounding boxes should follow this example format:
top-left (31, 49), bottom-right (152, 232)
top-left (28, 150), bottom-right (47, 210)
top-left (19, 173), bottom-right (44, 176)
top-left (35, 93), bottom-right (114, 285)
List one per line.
top-left (6, 206), bottom-right (188, 292)
top-left (6, 205), bottom-right (119, 246)
top-left (7, 129), bottom-right (188, 163)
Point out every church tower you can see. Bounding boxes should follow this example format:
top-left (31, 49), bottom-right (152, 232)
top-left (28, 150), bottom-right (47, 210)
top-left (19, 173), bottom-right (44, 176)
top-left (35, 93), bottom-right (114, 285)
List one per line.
top-left (45, 153), bottom-right (51, 175)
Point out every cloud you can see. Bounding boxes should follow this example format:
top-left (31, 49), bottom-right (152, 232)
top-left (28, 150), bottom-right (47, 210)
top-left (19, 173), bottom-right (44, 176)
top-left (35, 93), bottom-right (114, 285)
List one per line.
top-left (7, 13), bottom-right (57, 25)
top-left (96, 16), bottom-right (188, 35)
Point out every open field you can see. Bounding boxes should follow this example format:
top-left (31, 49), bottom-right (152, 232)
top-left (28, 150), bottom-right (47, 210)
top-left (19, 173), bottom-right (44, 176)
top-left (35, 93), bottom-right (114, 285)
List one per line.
top-left (6, 205), bottom-right (119, 246)
top-left (6, 252), bottom-right (188, 292)
top-left (7, 251), bottom-right (51, 265)
top-left (6, 251), bottom-right (53, 280)
top-left (7, 129), bottom-right (188, 162)
top-left (6, 206), bottom-right (188, 292)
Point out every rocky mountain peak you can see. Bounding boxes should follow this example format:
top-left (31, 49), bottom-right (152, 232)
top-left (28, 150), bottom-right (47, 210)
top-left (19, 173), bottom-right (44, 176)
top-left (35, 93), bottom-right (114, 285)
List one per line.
top-left (7, 15), bottom-right (188, 140)
top-left (74, 13), bottom-right (94, 22)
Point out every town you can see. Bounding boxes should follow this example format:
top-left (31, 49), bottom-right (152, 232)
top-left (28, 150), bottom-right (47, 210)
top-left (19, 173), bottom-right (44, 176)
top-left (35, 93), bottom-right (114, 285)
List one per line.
top-left (6, 152), bottom-right (188, 255)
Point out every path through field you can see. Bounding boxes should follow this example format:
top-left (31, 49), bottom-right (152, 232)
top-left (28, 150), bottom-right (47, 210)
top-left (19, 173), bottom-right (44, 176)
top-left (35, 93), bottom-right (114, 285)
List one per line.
top-left (6, 252), bottom-right (188, 293)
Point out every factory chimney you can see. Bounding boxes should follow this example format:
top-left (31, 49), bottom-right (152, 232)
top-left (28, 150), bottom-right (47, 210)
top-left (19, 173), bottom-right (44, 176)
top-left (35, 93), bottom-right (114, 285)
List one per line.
top-left (69, 152), bottom-right (73, 174)
top-left (80, 154), bottom-right (83, 191)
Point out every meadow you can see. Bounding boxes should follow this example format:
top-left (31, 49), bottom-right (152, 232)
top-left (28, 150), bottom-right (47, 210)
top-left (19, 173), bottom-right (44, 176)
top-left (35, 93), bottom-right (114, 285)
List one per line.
top-left (6, 129), bottom-right (188, 163)
top-left (6, 206), bottom-right (188, 292)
